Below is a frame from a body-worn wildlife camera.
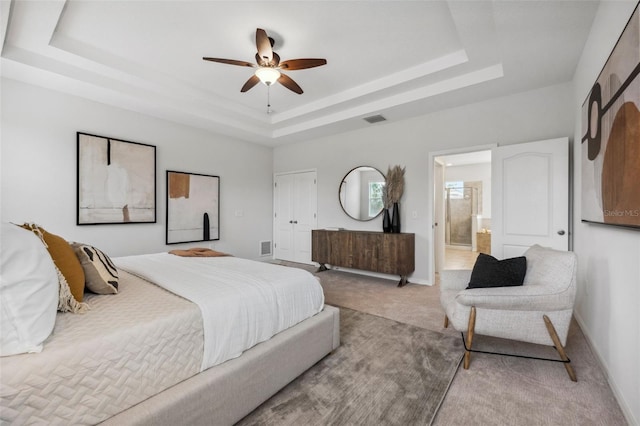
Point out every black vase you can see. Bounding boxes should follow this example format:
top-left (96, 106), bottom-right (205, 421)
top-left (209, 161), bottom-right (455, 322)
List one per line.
top-left (382, 208), bottom-right (391, 233)
top-left (391, 202), bottom-right (401, 233)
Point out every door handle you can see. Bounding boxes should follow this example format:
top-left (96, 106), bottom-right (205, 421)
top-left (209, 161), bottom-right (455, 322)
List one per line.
top-left (289, 220), bottom-right (293, 224)
top-left (293, 220), bottom-right (298, 224)
top-left (557, 230), bottom-right (566, 235)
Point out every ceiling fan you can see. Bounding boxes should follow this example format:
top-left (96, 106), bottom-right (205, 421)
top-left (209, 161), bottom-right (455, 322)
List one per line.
top-left (203, 28), bottom-right (327, 95)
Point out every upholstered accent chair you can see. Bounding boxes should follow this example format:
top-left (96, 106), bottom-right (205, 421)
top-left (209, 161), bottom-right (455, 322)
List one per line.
top-left (440, 244), bottom-right (578, 381)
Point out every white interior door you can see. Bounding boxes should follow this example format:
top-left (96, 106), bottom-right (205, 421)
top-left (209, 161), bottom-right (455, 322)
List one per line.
top-left (274, 171), bottom-right (317, 263)
top-left (274, 174), bottom-right (294, 261)
top-left (492, 137), bottom-right (569, 258)
top-left (292, 172), bottom-right (317, 263)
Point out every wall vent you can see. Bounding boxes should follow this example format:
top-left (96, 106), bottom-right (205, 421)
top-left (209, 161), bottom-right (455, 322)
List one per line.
top-left (259, 240), bottom-right (272, 256)
top-left (363, 114), bottom-right (386, 124)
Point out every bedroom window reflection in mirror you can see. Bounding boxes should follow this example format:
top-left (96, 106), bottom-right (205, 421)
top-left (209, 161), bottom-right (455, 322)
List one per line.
top-left (369, 182), bottom-right (384, 217)
top-left (339, 166), bottom-right (385, 221)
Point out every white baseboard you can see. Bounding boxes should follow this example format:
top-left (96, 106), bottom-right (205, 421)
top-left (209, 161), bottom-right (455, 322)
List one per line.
top-left (573, 311), bottom-right (638, 426)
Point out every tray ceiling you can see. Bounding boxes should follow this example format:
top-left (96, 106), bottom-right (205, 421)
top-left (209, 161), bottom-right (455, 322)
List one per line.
top-left (1, 1), bottom-right (599, 146)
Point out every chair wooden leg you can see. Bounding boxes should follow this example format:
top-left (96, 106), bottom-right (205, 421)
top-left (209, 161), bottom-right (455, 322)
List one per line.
top-left (543, 315), bottom-right (577, 382)
top-left (444, 315), bottom-right (449, 328)
top-left (464, 306), bottom-right (476, 369)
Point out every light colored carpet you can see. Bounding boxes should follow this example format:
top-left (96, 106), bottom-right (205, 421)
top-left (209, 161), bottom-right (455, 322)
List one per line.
top-left (310, 267), bottom-right (628, 426)
top-left (237, 308), bottom-right (462, 425)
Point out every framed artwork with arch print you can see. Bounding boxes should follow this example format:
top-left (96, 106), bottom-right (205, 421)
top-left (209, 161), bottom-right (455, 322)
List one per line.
top-left (166, 170), bottom-right (220, 244)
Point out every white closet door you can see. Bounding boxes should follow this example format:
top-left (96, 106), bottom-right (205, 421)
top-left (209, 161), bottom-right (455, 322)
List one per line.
top-left (274, 171), bottom-right (317, 263)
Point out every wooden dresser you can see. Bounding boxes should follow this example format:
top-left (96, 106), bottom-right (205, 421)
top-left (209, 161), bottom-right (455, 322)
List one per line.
top-left (311, 229), bottom-right (415, 286)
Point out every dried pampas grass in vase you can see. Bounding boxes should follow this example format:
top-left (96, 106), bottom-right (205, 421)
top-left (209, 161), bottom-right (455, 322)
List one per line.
top-left (385, 165), bottom-right (405, 233)
top-left (385, 165), bottom-right (405, 204)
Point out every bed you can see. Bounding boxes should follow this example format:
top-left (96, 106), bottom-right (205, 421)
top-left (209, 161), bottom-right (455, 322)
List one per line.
top-left (0, 225), bottom-right (340, 425)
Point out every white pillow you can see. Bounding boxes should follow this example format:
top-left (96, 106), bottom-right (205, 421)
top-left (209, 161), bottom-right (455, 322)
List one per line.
top-left (1, 223), bottom-right (58, 356)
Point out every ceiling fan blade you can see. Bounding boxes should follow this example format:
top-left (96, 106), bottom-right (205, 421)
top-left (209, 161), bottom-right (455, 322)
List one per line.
top-left (256, 28), bottom-right (273, 64)
top-left (278, 73), bottom-right (303, 94)
top-left (279, 58), bottom-right (327, 70)
top-left (203, 57), bottom-right (256, 68)
top-left (240, 75), bottom-right (261, 92)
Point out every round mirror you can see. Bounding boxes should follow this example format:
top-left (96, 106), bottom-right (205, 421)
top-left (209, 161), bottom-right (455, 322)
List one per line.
top-left (339, 166), bottom-right (386, 221)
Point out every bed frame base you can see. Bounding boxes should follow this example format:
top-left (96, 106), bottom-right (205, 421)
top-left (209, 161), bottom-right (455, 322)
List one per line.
top-left (101, 305), bottom-right (340, 426)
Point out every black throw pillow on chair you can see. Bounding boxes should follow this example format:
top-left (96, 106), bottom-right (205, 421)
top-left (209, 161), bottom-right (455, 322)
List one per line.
top-left (467, 253), bottom-right (527, 289)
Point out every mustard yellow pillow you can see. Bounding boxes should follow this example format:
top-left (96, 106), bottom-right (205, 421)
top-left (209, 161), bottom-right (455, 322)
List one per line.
top-left (21, 224), bottom-right (86, 306)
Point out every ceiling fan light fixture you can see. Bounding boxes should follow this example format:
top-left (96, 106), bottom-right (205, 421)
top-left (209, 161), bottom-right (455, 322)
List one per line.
top-left (255, 67), bottom-right (281, 86)
top-left (203, 29), bottom-right (326, 96)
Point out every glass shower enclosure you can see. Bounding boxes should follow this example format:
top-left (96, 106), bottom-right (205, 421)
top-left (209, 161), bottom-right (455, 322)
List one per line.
top-left (445, 185), bottom-right (478, 247)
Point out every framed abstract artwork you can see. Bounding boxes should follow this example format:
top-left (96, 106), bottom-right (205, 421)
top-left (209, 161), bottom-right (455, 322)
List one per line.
top-left (166, 170), bottom-right (220, 244)
top-left (77, 132), bottom-right (156, 225)
top-left (581, 3), bottom-right (640, 229)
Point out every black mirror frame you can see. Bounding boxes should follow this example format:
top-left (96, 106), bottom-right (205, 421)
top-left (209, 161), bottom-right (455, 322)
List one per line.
top-left (338, 166), bottom-right (386, 221)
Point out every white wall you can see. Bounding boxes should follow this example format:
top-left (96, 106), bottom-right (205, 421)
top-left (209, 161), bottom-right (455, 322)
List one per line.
top-left (572, 2), bottom-right (640, 424)
top-left (274, 81), bottom-right (574, 283)
top-left (1, 78), bottom-right (274, 260)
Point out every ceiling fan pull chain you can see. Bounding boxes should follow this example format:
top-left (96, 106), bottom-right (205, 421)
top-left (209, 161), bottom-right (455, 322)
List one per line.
top-left (267, 85), bottom-right (272, 114)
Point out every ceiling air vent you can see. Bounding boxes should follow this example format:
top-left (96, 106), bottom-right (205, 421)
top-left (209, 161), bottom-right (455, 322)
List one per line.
top-left (363, 114), bottom-right (386, 124)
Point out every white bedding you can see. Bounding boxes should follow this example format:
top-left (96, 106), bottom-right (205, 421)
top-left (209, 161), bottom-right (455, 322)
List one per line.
top-left (0, 271), bottom-right (203, 425)
top-left (114, 254), bottom-right (325, 371)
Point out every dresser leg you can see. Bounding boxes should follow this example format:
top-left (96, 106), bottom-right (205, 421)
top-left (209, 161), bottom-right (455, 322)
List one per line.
top-left (398, 276), bottom-right (408, 287)
top-left (316, 263), bottom-right (328, 272)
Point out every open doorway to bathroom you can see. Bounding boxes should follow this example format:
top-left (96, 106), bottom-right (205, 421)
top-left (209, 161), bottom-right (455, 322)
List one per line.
top-left (434, 150), bottom-right (492, 271)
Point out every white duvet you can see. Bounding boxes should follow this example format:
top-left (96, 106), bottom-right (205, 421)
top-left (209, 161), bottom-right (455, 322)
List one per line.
top-left (114, 253), bottom-right (325, 371)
